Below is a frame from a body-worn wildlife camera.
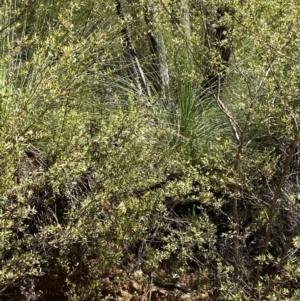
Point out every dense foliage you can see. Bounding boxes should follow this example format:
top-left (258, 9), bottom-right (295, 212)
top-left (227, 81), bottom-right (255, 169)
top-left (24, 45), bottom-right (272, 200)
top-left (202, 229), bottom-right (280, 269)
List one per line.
top-left (1, 0), bottom-right (300, 300)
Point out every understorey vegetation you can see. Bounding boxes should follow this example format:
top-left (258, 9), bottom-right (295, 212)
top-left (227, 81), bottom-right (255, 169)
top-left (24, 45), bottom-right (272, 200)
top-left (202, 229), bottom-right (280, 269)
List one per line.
top-left (1, 1), bottom-right (300, 300)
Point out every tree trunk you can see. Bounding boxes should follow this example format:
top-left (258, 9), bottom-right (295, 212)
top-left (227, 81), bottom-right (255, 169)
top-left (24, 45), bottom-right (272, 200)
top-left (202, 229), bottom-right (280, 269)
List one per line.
top-left (201, 3), bottom-right (234, 99)
top-left (144, 2), bottom-right (169, 94)
top-left (116, 0), bottom-right (150, 97)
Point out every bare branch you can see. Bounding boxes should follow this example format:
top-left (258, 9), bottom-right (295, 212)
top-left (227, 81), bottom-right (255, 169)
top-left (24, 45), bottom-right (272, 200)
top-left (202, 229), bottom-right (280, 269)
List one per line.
top-left (251, 128), bottom-right (300, 297)
top-left (214, 77), bottom-right (241, 143)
